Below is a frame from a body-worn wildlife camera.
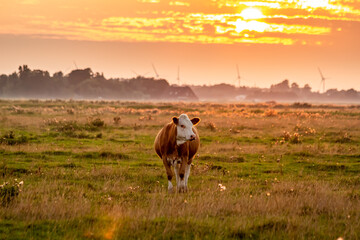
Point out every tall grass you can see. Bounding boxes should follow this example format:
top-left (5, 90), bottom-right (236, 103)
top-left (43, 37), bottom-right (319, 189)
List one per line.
top-left (0, 100), bottom-right (359, 239)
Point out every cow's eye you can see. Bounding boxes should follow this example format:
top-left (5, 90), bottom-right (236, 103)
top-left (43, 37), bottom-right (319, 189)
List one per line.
top-left (181, 125), bottom-right (185, 128)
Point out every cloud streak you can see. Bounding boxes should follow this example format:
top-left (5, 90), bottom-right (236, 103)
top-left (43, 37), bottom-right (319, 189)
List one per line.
top-left (1, 0), bottom-right (359, 45)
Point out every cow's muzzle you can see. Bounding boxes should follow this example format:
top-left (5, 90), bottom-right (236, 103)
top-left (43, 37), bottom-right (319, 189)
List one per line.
top-left (189, 135), bottom-right (196, 141)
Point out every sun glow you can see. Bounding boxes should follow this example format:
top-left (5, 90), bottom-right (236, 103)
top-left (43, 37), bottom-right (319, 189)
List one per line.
top-left (240, 8), bottom-right (265, 20)
top-left (231, 19), bottom-right (269, 33)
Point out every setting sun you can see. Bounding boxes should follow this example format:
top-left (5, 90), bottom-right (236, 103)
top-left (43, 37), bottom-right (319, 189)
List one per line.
top-left (240, 8), bottom-right (265, 20)
top-left (232, 19), bottom-right (269, 33)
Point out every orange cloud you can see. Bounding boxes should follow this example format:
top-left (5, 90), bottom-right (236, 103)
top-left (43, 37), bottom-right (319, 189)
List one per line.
top-left (169, 1), bottom-right (190, 7)
top-left (0, 0), bottom-right (358, 45)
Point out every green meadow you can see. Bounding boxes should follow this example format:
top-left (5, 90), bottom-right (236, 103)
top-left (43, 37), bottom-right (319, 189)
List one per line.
top-left (0, 100), bottom-right (359, 239)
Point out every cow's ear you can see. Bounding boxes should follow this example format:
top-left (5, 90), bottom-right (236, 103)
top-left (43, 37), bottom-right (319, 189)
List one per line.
top-left (172, 117), bottom-right (179, 125)
top-left (191, 117), bottom-right (200, 126)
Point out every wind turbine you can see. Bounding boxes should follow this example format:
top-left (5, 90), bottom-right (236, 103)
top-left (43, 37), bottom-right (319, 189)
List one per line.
top-left (151, 63), bottom-right (160, 78)
top-left (131, 70), bottom-right (149, 78)
top-left (318, 67), bottom-right (329, 93)
top-left (73, 61), bottom-right (78, 70)
top-left (177, 66), bottom-right (180, 86)
top-left (235, 64), bottom-right (241, 87)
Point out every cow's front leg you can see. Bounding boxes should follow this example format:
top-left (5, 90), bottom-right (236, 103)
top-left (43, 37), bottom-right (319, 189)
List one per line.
top-left (178, 156), bottom-right (188, 193)
top-left (185, 162), bottom-right (191, 187)
top-left (174, 161), bottom-right (180, 189)
top-left (162, 156), bottom-right (174, 193)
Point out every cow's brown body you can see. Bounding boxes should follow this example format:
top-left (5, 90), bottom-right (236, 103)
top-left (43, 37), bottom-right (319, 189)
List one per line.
top-left (154, 121), bottom-right (200, 192)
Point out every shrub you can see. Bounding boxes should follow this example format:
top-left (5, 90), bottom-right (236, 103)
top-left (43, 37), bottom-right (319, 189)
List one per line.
top-left (113, 116), bottom-right (121, 124)
top-left (0, 180), bottom-right (23, 206)
top-left (0, 131), bottom-right (28, 145)
top-left (205, 122), bottom-right (217, 132)
top-left (229, 128), bottom-right (241, 134)
top-left (89, 118), bottom-right (105, 128)
top-left (251, 109), bottom-right (263, 114)
top-left (11, 106), bottom-right (25, 114)
top-left (293, 124), bottom-right (316, 135)
top-left (230, 156), bottom-right (245, 162)
top-left (335, 133), bottom-right (352, 143)
top-left (46, 118), bottom-right (104, 134)
top-left (67, 109), bottom-right (75, 115)
top-left (138, 115), bottom-right (153, 121)
top-left (280, 131), bottom-right (301, 144)
top-left (76, 132), bottom-right (91, 139)
top-left (282, 131), bottom-right (291, 141)
top-left (292, 102), bottom-right (312, 108)
top-left (133, 123), bottom-right (141, 131)
top-left (99, 151), bottom-right (129, 159)
top-left (264, 109), bottom-right (278, 117)
top-left (48, 120), bottom-right (80, 132)
top-left (290, 132), bottom-right (301, 144)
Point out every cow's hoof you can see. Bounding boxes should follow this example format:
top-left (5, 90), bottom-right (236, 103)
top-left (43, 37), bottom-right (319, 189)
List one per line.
top-left (178, 186), bottom-right (188, 193)
top-left (168, 180), bottom-right (174, 193)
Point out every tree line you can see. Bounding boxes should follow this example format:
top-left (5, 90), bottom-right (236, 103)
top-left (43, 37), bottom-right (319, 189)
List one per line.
top-left (0, 65), bottom-right (171, 99)
top-left (0, 65), bottom-right (358, 102)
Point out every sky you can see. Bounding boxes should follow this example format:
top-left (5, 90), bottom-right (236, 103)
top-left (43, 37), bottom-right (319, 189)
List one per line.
top-left (0, 0), bottom-right (359, 91)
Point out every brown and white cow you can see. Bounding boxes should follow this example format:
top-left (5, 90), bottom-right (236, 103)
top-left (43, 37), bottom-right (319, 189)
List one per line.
top-left (154, 114), bottom-right (200, 193)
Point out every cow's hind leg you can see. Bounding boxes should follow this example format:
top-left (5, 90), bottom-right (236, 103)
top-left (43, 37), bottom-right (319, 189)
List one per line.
top-left (185, 158), bottom-right (193, 188)
top-left (162, 156), bottom-right (174, 193)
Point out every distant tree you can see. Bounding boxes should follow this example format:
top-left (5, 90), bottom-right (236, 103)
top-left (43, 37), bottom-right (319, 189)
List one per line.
top-left (93, 72), bottom-right (105, 80)
top-left (291, 82), bottom-right (300, 94)
top-left (68, 68), bottom-right (93, 85)
top-left (291, 82), bottom-right (299, 89)
top-left (271, 79), bottom-right (290, 92)
top-left (303, 84), bottom-right (311, 90)
top-left (302, 84), bottom-right (312, 95)
top-left (27, 69), bottom-right (51, 95)
top-left (326, 88), bottom-right (338, 95)
top-left (0, 74), bottom-right (8, 93)
top-left (53, 71), bottom-right (64, 79)
top-left (126, 77), bottom-right (170, 99)
top-left (346, 88), bottom-right (358, 98)
top-left (8, 72), bottom-right (18, 81)
top-left (2, 72), bottom-right (19, 96)
top-left (18, 65), bottom-right (30, 80)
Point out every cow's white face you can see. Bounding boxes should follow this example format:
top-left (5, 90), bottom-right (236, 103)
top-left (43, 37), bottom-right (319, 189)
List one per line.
top-left (173, 114), bottom-right (200, 145)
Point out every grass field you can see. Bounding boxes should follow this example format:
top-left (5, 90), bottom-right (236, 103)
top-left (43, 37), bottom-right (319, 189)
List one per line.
top-left (0, 100), bottom-right (359, 239)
